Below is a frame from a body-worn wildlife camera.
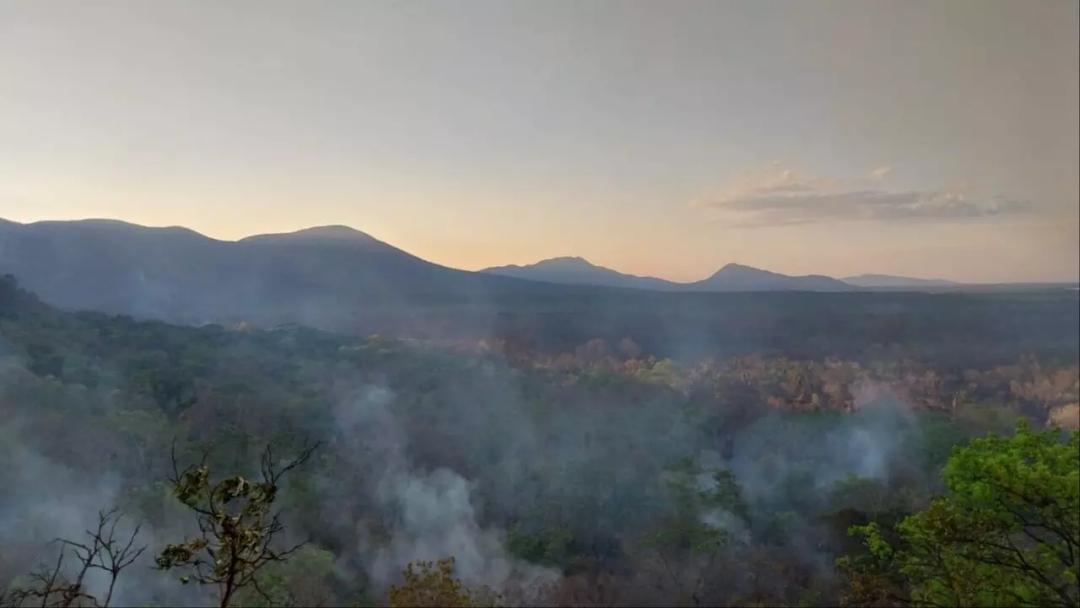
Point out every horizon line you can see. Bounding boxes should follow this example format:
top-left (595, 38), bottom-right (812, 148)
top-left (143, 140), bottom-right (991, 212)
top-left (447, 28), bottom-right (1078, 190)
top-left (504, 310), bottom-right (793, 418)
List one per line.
top-left (3, 215), bottom-right (1076, 287)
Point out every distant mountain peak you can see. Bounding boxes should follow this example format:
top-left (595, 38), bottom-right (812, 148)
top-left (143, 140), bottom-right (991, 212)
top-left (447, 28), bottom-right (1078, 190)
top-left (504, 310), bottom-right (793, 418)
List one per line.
top-left (282, 225), bottom-right (372, 240)
top-left (535, 256), bottom-right (595, 267)
top-left (15, 217), bottom-right (209, 240)
top-left (710, 263), bottom-right (780, 279)
top-left (27, 217), bottom-right (177, 230)
top-left (698, 262), bottom-right (851, 291)
top-left (484, 256), bottom-right (599, 272)
top-left (480, 256), bottom-right (677, 290)
top-left (240, 224), bottom-right (385, 247)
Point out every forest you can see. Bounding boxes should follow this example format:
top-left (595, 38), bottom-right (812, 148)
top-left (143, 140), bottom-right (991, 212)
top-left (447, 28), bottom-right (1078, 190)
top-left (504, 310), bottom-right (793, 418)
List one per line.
top-left (0, 273), bottom-right (1077, 607)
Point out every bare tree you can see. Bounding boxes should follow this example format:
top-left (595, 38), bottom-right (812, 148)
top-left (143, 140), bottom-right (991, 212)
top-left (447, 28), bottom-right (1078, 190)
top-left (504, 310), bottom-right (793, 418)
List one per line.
top-left (154, 440), bottom-right (321, 608)
top-left (4, 508), bottom-right (146, 608)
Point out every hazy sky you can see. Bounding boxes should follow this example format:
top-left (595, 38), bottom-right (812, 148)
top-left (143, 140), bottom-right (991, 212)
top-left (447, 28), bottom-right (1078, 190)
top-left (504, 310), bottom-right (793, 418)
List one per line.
top-left (2, 1), bottom-right (1078, 283)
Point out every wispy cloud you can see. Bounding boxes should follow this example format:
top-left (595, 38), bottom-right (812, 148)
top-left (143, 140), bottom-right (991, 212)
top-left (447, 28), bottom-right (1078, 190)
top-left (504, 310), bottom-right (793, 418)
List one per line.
top-left (869, 166), bottom-right (892, 181)
top-left (695, 163), bottom-right (1031, 227)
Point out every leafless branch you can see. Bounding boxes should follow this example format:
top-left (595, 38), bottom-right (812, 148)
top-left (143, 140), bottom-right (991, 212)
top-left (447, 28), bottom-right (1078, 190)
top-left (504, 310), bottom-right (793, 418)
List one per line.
top-left (4, 509), bottom-right (146, 608)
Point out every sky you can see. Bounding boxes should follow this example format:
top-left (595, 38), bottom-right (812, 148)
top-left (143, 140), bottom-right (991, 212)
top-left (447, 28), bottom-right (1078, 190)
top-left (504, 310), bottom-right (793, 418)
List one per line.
top-left (2, 1), bottom-right (1078, 283)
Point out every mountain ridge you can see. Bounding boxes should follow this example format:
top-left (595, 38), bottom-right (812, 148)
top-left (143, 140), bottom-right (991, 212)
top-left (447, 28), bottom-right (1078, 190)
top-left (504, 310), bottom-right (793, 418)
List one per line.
top-left (0, 217), bottom-right (558, 328)
top-left (481, 257), bottom-right (978, 292)
top-left (483, 258), bottom-right (855, 292)
top-left (240, 224), bottom-right (387, 247)
top-left (692, 263), bottom-right (852, 292)
top-left (481, 256), bottom-right (679, 291)
top-left (1, 218), bottom-right (978, 330)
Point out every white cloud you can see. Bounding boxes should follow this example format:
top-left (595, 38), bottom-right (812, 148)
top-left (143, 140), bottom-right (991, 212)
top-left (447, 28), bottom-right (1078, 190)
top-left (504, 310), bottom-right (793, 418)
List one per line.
top-left (695, 163), bottom-right (1030, 227)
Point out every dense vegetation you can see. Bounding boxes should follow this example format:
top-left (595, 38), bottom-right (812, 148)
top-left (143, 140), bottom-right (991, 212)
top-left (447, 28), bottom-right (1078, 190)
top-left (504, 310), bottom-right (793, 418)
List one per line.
top-left (1, 274), bottom-right (1077, 607)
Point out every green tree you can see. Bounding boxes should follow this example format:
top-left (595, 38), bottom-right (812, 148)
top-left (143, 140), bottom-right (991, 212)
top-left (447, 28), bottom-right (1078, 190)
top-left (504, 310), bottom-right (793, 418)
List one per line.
top-left (154, 441), bottom-right (321, 608)
top-left (646, 458), bottom-right (746, 556)
top-left (640, 458), bottom-right (750, 606)
top-left (387, 557), bottom-right (499, 608)
top-left (233, 545), bottom-right (339, 607)
top-left (840, 421), bottom-right (1079, 607)
top-left (109, 406), bottom-right (172, 481)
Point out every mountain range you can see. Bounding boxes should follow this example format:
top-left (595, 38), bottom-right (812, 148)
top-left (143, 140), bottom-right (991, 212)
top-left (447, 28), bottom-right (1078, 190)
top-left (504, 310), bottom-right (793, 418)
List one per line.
top-left (0, 217), bottom-right (966, 326)
top-left (0, 218), bottom-right (553, 327)
top-left (481, 256), bottom-right (952, 291)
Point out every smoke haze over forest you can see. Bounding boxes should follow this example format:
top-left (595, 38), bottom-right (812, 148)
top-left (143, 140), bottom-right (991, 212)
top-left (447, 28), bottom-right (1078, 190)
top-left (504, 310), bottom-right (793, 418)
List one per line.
top-left (1, 2), bottom-right (1078, 607)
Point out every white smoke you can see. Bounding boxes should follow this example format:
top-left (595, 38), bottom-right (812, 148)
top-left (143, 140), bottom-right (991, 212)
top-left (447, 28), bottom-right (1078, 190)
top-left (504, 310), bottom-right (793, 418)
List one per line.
top-left (333, 386), bottom-right (560, 597)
